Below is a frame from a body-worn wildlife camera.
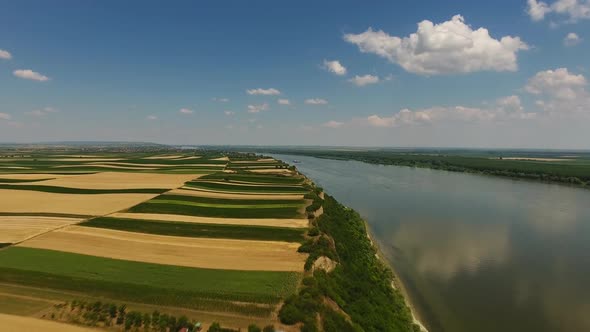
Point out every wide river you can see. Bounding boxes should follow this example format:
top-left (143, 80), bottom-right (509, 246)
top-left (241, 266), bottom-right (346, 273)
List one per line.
top-left (272, 154), bottom-right (590, 332)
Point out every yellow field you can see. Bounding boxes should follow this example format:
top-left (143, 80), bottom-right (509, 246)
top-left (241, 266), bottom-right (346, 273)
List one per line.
top-left (109, 212), bottom-right (309, 228)
top-left (0, 216), bottom-right (83, 243)
top-left (19, 226), bottom-right (306, 271)
top-left (0, 190), bottom-right (157, 216)
top-left (12, 172), bottom-right (199, 189)
top-left (167, 188), bottom-right (305, 200)
top-left (0, 313), bottom-right (99, 332)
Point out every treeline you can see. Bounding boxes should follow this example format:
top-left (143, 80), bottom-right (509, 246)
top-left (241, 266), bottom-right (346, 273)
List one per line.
top-left (279, 194), bottom-right (419, 332)
top-left (265, 150), bottom-right (590, 187)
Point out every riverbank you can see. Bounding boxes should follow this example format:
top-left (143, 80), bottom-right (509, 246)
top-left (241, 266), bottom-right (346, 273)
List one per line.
top-left (363, 218), bottom-right (429, 332)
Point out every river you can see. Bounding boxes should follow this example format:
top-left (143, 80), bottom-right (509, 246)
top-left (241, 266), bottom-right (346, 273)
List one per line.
top-left (272, 154), bottom-right (590, 332)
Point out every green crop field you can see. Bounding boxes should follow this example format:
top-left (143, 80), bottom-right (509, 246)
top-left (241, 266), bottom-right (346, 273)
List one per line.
top-left (128, 201), bottom-right (304, 219)
top-left (81, 217), bottom-right (306, 242)
top-left (184, 181), bottom-right (309, 193)
top-left (0, 247), bottom-right (301, 315)
top-left (159, 194), bottom-right (306, 205)
top-left (149, 198), bottom-right (303, 209)
top-left (0, 178), bottom-right (54, 183)
top-left (200, 173), bottom-right (305, 184)
top-left (0, 184), bottom-right (168, 194)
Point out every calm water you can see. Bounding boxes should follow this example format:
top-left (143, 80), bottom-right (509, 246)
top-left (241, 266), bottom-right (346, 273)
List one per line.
top-left (273, 154), bottom-right (590, 332)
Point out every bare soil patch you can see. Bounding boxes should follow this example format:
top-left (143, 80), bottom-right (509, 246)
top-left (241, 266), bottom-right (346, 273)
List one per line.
top-left (20, 226), bottom-right (306, 271)
top-left (109, 212), bottom-right (309, 228)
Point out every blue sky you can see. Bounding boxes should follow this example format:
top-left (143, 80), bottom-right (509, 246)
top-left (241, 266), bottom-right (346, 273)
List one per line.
top-left (1, 0), bottom-right (589, 148)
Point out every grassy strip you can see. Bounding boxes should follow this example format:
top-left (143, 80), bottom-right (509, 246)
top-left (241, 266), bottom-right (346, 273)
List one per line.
top-left (0, 212), bottom-right (92, 218)
top-left (0, 243), bottom-right (10, 249)
top-left (0, 247), bottom-right (300, 307)
top-left (185, 181), bottom-right (309, 193)
top-left (279, 195), bottom-right (417, 332)
top-left (0, 184), bottom-right (167, 194)
top-left (0, 178), bottom-right (54, 183)
top-left (149, 198), bottom-right (302, 209)
top-left (200, 173), bottom-right (304, 184)
top-left (81, 217), bottom-right (306, 242)
top-left (128, 202), bottom-right (303, 219)
top-left (159, 194), bottom-right (306, 205)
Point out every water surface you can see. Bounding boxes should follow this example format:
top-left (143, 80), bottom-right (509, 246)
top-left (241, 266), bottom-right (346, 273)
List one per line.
top-left (273, 154), bottom-right (590, 332)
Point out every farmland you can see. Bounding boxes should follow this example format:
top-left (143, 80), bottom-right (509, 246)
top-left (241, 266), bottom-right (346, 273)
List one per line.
top-left (0, 150), bottom-right (313, 330)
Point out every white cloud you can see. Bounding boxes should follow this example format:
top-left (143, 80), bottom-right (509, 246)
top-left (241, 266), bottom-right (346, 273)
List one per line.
top-left (305, 98), bottom-right (328, 105)
top-left (26, 107), bottom-right (59, 117)
top-left (246, 88), bottom-right (281, 95)
top-left (564, 32), bottom-right (582, 46)
top-left (525, 68), bottom-right (587, 100)
top-left (13, 69), bottom-right (50, 82)
top-left (247, 103), bottom-right (269, 113)
top-left (527, 0), bottom-right (590, 22)
top-left (179, 108), bottom-right (194, 114)
top-left (0, 113), bottom-right (11, 120)
top-left (323, 120), bottom-right (344, 128)
top-left (344, 15), bottom-right (528, 75)
top-left (224, 110), bottom-right (235, 116)
top-left (278, 99), bottom-right (291, 105)
top-left (212, 97), bottom-right (229, 102)
top-left (146, 115), bottom-right (157, 120)
top-left (365, 96), bottom-right (536, 128)
top-left (322, 60), bottom-right (347, 76)
top-left (0, 49), bottom-right (12, 60)
top-left (348, 74), bottom-right (380, 86)
top-left (525, 68), bottom-right (589, 115)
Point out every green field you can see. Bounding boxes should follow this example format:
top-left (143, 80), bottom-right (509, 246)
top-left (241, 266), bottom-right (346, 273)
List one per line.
top-left (0, 184), bottom-right (168, 194)
top-left (0, 178), bottom-right (54, 183)
top-left (160, 194), bottom-right (306, 205)
top-left (185, 181), bottom-right (309, 194)
top-left (200, 173), bottom-right (305, 184)
top-left (0, 247), bottom-right (300, 315)
top-left (128, 201), bottom-right (303, 219)
top-left (81, 217), bottom-right (306, 242)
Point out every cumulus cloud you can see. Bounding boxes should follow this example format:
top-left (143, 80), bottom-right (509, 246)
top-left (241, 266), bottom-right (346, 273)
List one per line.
top-left (146, 115), bottom-right (157, 120)
top-left (278, 99), bottom-right (291, 105)
top-left (525, 68), bottom-right (589, 115)
top-left (179, 108), bottom-right (194, 114)
top-left (525, 68), bottom-right (587, 100)
top-left (0, 113), bottom-right (11, 120)
top-left (564, 32), bottom-right (582, 46)
top-left (246, 88), bottom-right (281, 95)
top-left (305, 98), bottom-right (328, 105)
top-left (0, 49), bottom-right (12, 60)
top-left (322, 60), bottom-right (347, 76)
top-left (348, 74), bottom-right (380, 86)
top-left (343, 15), bottom-right (528, 75)
top-left (247, 103), bottom-right (269, 113)
top-left (13, 69), bottom-right (50, 82)
top-left (527, 0), bottom-right (590, 22)
top-left (365, 96), bottom-right (536, 128)
top-left (224, 110), bottom-right (235, 116)
top-left (212, 97), bottom-right (229, 102)
top-left (323, 120), bottom-right (344, 128)
top-left (26, 107), bottom-right (59, 117)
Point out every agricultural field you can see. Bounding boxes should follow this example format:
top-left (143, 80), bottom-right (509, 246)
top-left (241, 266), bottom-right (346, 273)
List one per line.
top-left (0, 150), bottom-right (314, 331)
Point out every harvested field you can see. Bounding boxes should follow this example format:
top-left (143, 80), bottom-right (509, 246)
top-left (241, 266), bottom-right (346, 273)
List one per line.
top-left (0, 190), bottom-right (158, 215)
top-left (196, 180), bottom-right (304, 188)
top-left (211, 156), bottom-right (229, 161)
top-left (109, 212), bottom-right (309, 228)
top-left (38, 158), bottom-right (122, 162)
top-left (17, 172), bottom-right (199, 190)
top-left (180, 185), bottom-right (304, 196)
top-left (0, 216), bottom-right (83, 243)
top-left (52, 164), bottom-right (158, 170)
top-left (143, 155), bottom-right (184, 159)
top-left (0, 313), bottom-right (98, 332)
top-left (19, 226), bottom-right (306, 271)
top-left (168, 188), bottom-right (305, 200)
